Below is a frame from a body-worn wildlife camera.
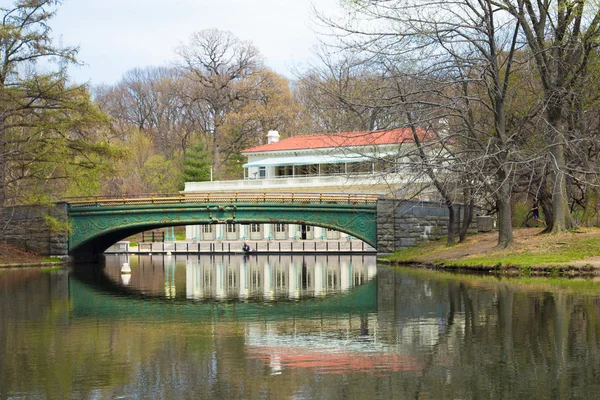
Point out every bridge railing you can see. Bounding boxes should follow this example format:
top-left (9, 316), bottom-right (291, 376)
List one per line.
top-left (66, 192), bottom-right (380, 208)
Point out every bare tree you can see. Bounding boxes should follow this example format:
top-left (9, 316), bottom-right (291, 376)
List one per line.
top-left (314, 0), bottom-right (529, 247)
top-left (492, 0), bottom-right (600, 232)
top-left (175, 29), bottom-right (263, 177)
top-left (95, 67), bottom-right (194, 158)
top-left (294, 52), bottom-right (397, 133)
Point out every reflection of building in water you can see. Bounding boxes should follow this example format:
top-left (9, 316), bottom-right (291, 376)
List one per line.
top-left (103, 254), bottom-right (376, 302)
top-left (244, 318), bottom-right (425, 375)
top-left (105, 254), bottom-right (187, 297)
top-left (185, 256), bottom-right (377, 301)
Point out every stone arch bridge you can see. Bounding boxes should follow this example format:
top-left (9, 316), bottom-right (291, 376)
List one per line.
top-left (0, 193), bottom-right (466, 262)
top-left (68, 193), bottom-right (378, 261)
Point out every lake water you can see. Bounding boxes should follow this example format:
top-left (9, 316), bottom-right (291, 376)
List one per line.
top-left (1, 254), bottom-right (599, 399)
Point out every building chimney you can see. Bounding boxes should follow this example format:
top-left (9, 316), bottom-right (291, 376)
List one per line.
top-left (267, 130), bottom-right (280, 144)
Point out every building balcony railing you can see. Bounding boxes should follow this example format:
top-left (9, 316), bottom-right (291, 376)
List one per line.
top-left (184, 172), bottom-right (409, 193)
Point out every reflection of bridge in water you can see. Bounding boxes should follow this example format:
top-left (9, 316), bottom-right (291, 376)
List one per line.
top-left (71, 255), bottom-right (378, 321)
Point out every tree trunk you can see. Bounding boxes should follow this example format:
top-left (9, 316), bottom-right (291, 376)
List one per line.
top-left (212, 117), bottom-right (221, 178)
top-left (447, 204), bottom-right (456, 246)
top-left (0, 114), bottom-right (5, 207)
top-left (581, 183), bottom-right (598, 227)
top-left (539, 186), bottom-right (554, 233)
top-left (547, 108), bottom-right (574, 233)
top-left (459, 190), bottom-right (474, 243)
top-left (404, 111), bottom-right (456, 245)
top-left (496, 177), bottom-right (513, 248)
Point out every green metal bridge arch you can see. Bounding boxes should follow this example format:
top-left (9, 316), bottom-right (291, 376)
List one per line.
top-left (67, 193), bottom-right (378, 259)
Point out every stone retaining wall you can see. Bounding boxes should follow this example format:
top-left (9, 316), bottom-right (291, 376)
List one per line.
top-left (377, 199), bottom-right (478, 254)
top-left (0, 203), bottom-right (69, 256)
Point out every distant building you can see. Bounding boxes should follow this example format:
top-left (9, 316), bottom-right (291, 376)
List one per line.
top-left (183, 128), bottom-right (432, 241)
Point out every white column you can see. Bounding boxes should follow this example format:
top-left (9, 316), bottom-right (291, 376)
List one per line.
top-left (186, 259), bottom-right (203, 300)
top-left (238, 261), bottom-right (247, 299)
top-left (316, 226), bottom-right (325, 240)
top-left (263, 261), bottom-right (273, 299)
top-left (215, 262), bottom-right (225, 299)
top-left (314, 262), bottom-right (323, 296)
top-left (288, 262), bottom-right (298, 299)
top-left (340, 261), bottom-right (350, 292)
top-left (368, 264), bottom-right (377, 280)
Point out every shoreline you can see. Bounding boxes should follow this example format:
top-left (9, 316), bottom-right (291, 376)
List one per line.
top-left (6, 258), bottom-right (597, 278)
top-left (5, 228), bottom-right (600, 278)
top-left (381, 227), bottom-right (600, 277)
top-left (0, 261), bottom-right (70, 269)
top-left (378, 259), bottom-right (600, 277)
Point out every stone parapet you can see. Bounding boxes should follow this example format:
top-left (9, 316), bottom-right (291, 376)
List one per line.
top-left (0, 203), bottom-right (69, 256)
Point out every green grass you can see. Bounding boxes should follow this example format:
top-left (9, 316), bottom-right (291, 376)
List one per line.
top-left (129, 242), bottom-right (138, 247)
top-left (445, 236), bottom-right (600, 267)
top-left (42, 256), bottom-right (62, 263)
top-left (384, 231), bottom-right (600, 269)
top-left (383, 238), bottom-right (449, 263)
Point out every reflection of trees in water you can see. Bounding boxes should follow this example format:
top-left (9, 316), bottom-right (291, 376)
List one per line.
top-left (0, 269), bottom-right (69, 321)
top-left (375, 269), bottom-right (600, 399)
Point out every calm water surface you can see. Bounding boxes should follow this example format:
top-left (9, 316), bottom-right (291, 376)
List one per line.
top-left (1, 254), bottom-right (600, 399)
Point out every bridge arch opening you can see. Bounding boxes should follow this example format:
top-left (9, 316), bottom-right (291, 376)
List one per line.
top-left (71, 221), bottom-right (375, 263)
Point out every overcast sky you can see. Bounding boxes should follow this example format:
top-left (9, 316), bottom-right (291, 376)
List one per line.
top-left (33, 0), bottom-right (341, 86)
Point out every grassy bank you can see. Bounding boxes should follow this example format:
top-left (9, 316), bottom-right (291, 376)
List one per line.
top-left (382, 227), bottom-right (600, 276)
top-left (0, 243), bottom-right (68, 268)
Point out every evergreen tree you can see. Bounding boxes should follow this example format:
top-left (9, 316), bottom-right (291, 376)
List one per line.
top-left (182, 142), bottom-right (211, 185)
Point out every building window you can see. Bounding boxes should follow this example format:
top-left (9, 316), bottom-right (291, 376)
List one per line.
top-left (259, 167), bottom-right (266, 178)
top-left (251, 223), bottom-right (260, 233)
top-left (202, 225), bottom-right (213, 233)
top-left (227, 224), bottom-right (237, 233)
top-left (275, 223), bottom-right (286, 232)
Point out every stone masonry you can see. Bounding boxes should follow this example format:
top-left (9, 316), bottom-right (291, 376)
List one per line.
top-left (377, 198), bottom-right (477, 254)
top-left (0, 202), bottom-right (69, 256)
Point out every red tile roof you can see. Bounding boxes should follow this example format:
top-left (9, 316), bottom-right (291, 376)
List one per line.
top-left (241, 128), bottom-right (427, 154)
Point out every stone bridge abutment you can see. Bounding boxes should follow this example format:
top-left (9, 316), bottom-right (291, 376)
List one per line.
top-left (376, 198), bottom-right (478, 254)
top-left (0, 203), bottom-right (69, 258)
